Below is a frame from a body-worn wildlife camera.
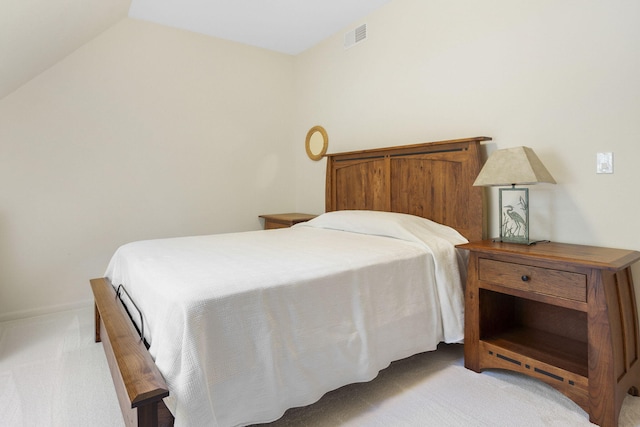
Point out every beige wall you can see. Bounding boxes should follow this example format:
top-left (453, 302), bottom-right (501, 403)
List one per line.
top-left (2, 0), bottom-right (640, 319)
top-left (0, 0), bottom-right (131, 99)
top-left (294, 0), bottom-right (640, 262)
top-left (0, 19), bottom-right (296, 320)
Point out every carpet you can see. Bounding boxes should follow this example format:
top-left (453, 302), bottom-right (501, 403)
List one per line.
top-left (3, 307), bottom-right (640, 426)
top-left (257, 343), bottom-right (640, 427)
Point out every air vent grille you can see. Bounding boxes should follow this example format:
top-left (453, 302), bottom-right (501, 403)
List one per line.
top-left (344, 24), bottom-right (367, 49)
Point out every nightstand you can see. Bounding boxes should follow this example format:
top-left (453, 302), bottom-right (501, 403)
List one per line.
top-left (457, 240), bottom-right (640, 427)
top-left (259, 213), bottom-right (317, 230)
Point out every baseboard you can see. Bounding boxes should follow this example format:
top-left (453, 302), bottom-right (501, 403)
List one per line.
top-left (0, 299), bottom-right (94, 323)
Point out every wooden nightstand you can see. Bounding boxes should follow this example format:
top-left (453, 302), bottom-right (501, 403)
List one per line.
top-left (259, 213), bottom-right (317, 230)
top-left (457, 240), bottom-right (640, 427)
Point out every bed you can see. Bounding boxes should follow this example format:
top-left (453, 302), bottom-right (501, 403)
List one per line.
top-left (90, 136), bottom-right (490, 427)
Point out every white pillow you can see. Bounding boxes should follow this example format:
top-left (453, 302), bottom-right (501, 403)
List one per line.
top-left (297, 210), bottom-right (468, 246)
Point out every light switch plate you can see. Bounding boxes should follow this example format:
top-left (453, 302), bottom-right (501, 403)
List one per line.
top-left (596, 152), bottom-right (613, 174)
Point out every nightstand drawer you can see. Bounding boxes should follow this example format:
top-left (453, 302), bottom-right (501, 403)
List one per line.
top-left (259, 213), bottom-right (317, 230)
top-left (478, 258), bottom-right (587, 302)
top-left (264, 221), bottom-right (289, 230)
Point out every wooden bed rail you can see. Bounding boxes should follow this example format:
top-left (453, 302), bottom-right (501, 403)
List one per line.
top-left (91, 277), bottom-right (173, 427)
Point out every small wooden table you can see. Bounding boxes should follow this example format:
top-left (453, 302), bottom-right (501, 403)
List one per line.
top-left (259, 213), bottom-right (317, 230)
top-left (457, 240), bottom-right (640, 427)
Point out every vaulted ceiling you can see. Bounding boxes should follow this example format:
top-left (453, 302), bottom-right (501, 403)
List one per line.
top-left (1, 0), bottom-right (391, 100)
top-left (129, 0), bottom-right (392, 55)
top-left (1, 0), bottom-right (131, 100)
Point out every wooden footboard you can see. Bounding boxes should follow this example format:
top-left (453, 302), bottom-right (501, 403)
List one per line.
top-left (91, 277), bottom-right (174, 427)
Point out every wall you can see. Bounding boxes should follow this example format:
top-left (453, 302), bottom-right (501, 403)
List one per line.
top-left (0, 19), bottom-right (296, 320)
top-left (3, 0), bottom-right (640, 320)
top-left (1, 0), bottom-right (131, 99)
top-left (294, 0), bottom-right (640, 280)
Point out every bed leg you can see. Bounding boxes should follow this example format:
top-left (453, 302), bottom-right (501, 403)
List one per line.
top-left (94, 302), bottom-right (101, 343)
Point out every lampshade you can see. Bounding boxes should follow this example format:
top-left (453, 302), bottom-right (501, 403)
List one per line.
top-left (473, 146), bottom-right (556, 187)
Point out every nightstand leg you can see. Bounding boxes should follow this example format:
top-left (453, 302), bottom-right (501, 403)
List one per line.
top-left (464, 253), bottom-right (481, 372)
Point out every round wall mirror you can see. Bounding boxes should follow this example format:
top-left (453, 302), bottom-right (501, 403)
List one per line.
top-left (305, 126), bottom-right (328, 161)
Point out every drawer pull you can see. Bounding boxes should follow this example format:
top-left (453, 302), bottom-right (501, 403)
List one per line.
top-left (521, 275), bottom-right (530, 282)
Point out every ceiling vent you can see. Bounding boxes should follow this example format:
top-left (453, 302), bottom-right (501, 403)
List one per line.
top-left (344, 24), bottom-right (367, 49)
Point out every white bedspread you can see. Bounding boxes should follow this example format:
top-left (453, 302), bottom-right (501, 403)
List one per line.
top-left (105, 211), bottom-right (468, 427)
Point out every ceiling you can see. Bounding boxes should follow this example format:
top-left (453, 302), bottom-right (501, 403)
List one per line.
top-left (129, 0), bottom-right (392, 55)
top-left (1, 0), bottom-right (391, 100)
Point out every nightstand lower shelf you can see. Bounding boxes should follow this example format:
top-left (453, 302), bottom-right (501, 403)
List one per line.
top-left (481, 328), bottom-right (588, 378)
top-left (479, 329), bottom-right (590, 410)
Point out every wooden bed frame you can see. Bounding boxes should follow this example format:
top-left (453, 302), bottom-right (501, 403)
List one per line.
top-left (91, 136), bottom-right (490, 427)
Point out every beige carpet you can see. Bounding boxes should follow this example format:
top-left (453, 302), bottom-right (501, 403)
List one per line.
top-left (2, 306), bottom-right (640, 427)
top-left (0, 307), bottom-right (124, 427)
top-left (256, 344), bottom-right (638, 427)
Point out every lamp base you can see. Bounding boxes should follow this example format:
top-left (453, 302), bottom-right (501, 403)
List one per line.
top-left (491, 237), bottom-right (551, 246)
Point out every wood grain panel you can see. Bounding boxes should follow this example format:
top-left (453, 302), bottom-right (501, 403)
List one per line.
top-left (326, 136), bottom-right (489, 241)
top-left (332, 158), bottom-right (388, 211)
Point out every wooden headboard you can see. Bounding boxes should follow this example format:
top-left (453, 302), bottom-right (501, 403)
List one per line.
top-left (325, 136), bottom-right (490, 242)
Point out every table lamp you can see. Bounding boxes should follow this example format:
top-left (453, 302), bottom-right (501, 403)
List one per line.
top-left (473, 146), bottom-right (556, 244)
